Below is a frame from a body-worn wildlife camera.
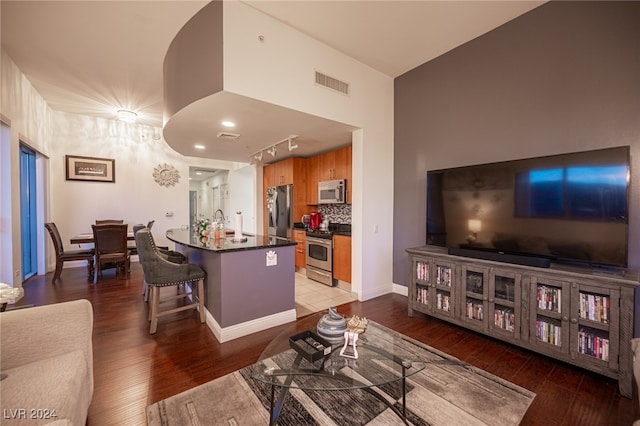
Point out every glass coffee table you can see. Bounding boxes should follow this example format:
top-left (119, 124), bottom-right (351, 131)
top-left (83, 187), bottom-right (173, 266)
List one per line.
top-left (250, 319), bottom-right (426, 425)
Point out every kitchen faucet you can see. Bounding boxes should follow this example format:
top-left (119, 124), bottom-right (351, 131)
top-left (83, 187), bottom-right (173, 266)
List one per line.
top-left (214, 209), bottom-right (226, 224)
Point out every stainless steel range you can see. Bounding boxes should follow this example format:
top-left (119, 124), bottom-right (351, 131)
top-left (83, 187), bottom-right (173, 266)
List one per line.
top-left (305, 230), bottom-right (336, 286)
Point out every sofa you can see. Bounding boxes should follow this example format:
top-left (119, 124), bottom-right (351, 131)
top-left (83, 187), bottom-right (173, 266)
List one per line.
top-left (0, 299), bottom-right (94, 425)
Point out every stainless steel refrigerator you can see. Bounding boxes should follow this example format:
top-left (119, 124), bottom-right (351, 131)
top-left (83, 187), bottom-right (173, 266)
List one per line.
top-left (267, 184), bottom-right (293, 241)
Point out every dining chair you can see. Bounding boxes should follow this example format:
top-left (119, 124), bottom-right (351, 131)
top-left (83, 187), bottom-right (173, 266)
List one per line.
top-left (91, 223), bottom-right (130, 280)
top-left (128, 224), bottom-right (145, 256)
top-left (44, 222), bottom-right (94, 282)
top-left (135, 227), bottom-right (205, 334)
top-left (95, 219), bottom-right (124, 225)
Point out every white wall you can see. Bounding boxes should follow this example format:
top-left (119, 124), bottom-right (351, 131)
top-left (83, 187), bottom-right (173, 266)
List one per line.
top-left (0, 50), bottom-right (53, 286)
top-left (223, 2), bottom-right (395, 300)
top-left (1, 49), bottom-right (246, 278)
top-left (48, 111), bottom-right (242, 265)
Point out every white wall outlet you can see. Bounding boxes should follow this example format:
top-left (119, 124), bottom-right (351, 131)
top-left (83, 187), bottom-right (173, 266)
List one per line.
top-left (266, 250), bottom-right (277, 266)
top-left (373, 224), bottom-right (378, 233)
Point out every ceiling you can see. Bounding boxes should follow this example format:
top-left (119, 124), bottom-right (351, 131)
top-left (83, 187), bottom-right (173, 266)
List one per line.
top-left (1, 0), bottom-right (545, 168)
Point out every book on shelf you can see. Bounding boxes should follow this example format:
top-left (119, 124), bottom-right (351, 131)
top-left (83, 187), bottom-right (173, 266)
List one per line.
top-left (578, 292), bottom-right (609, 324)
top-left (536, 319), bottom-right (562, 346)
top-left (466, 300), bottom-right (483, 320)
top-left (436, 292), bottom-right (451, 311)
top-left (537, 285), bottom-right (562, 313)
top-left (415, 286), bottom-right (429, 304)
top-left (494, 307), bottom-right (515, 332)
top-left (578, 326), bottom-right (609, 361)
top-left (436, 266), bottom-right (451, 287)
top-left (416, 261), bottom-right (429, 281)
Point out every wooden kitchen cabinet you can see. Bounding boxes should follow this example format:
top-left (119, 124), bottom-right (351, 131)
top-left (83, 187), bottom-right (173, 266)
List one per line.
top-left (305, 156), bottom-right (319, 204)
top-left (293, 229), bottom-right (306, 269)
top-left (265, 158), bottom-right (294, 186)
top-left (317, 146), bottom-right (350, 182)
top-left (306, 145), bottom-right (352, 205)
top-left (333, 234), bottom-right (351, 283)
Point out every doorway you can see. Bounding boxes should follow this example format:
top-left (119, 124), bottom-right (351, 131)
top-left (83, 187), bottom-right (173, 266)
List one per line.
top-left (20, 144), bottom-right (37, 280)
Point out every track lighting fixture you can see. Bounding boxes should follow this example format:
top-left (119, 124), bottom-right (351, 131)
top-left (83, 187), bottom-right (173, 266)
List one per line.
top-left (248, 135), bottom-right (300, 163)
top-left (288, 137), bottom-right (299, 151)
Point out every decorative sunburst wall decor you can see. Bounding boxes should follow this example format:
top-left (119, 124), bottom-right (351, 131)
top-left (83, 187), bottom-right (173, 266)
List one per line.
top-left (153, 163), bottom-right (180, 187)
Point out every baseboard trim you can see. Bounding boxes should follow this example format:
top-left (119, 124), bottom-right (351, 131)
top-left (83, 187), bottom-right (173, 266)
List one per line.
top-left (205, 309), bottom-right (297, 343)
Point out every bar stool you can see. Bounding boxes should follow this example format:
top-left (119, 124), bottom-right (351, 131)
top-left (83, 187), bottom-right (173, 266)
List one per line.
top-left (135, 228), bottom-right (205, 334)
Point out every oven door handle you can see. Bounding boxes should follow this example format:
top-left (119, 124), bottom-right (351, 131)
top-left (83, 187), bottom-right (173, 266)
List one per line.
top-left (307, 237), bottom-right (332, 247)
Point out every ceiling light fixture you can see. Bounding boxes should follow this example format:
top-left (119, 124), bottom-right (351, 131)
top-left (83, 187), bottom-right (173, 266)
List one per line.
top-left (248, 135), bottom-right (301, 164)
top-left (221, 120), bottom-right (236, 128)
top-left (194, 144), bottom-right (205, 150)
top-left (117, 109), bottom-right (137, 123)
top-left (288, 136), bottom-right (299, 151)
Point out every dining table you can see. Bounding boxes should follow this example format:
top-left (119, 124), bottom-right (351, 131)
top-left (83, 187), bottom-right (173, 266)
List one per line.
top-left (70, 231), bottom-right (135, 245)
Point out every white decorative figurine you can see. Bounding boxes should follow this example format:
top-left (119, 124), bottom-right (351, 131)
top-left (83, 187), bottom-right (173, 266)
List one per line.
top-left (340, 315), bottom-right (368, 359)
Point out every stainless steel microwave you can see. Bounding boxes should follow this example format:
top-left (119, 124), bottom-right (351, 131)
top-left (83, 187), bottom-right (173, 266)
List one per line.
top-left (318, 179), bottom-right (346, 204)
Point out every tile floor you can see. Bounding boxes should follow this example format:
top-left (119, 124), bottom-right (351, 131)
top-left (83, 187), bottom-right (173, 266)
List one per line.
top-left (294, 270), bottom-right (357, 317)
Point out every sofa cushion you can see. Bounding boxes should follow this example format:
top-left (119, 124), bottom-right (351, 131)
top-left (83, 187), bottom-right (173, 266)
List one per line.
top-left (1, 350), bottom-right (90, 425)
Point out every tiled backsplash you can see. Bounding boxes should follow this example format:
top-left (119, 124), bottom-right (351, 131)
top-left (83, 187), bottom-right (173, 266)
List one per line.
top-left (319, 204), bottom-right (352, 224)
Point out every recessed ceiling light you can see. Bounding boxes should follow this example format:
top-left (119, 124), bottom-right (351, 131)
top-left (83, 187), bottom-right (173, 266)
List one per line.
top-left (194, 144), bottom-right (205, 150)
top-left (221, 120), bottom-right (236, 128)
top-left (196, 172), bottom-right (202, 175)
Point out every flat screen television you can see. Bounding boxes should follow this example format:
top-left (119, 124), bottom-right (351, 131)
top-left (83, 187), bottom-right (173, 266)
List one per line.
top-left (426, 146), bottom-right (630, 269)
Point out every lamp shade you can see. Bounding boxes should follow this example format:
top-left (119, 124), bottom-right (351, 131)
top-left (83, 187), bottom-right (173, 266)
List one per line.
top-left (468, 219), bottom-right (482, 233)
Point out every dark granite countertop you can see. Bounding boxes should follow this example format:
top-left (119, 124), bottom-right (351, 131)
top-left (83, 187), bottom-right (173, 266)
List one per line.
top-left (166, 228), bottom-right (296, 253)
top-left (331, 223), bottom-right (351, 237)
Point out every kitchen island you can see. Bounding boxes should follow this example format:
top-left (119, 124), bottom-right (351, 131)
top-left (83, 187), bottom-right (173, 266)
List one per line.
top-left (166, 229), bottom-right (297, 343)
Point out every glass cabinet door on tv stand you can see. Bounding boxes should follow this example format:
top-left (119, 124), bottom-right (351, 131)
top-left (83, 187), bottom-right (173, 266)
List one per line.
top-left (409, 257), bottom-right (456, 319)
top-left (488, 269), bottom-right (522, 340)
top-left (433, 260), bottom-right (456, 318)
top-left (410, 257), bottom-right (433, 316)
top-left (460, 265), bottom-right (489, 331)
top-left (529, 276), bottom-right (570, 356)
top-left (570, 280), bottom-right (620, 371)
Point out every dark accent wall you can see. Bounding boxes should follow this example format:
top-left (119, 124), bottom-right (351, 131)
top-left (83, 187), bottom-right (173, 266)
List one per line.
top-left (394, 1), bottom-right (640, 289)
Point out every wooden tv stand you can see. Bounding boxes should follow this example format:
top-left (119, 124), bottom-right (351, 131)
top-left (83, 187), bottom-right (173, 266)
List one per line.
top-left (406, 245), bottom-right (639, 398)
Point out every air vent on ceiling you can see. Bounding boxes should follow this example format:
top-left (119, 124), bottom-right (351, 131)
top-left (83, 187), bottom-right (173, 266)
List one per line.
top-left (217, 132), bottom-right (240, 141)
top-left (315, 71), bottom-right (349, 96)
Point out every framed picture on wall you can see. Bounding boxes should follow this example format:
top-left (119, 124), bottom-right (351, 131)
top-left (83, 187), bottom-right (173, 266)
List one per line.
top-left (65, 155), bottom-right (115, 182)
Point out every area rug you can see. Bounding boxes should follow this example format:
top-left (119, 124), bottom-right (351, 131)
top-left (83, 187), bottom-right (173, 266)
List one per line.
top-left (147, 321), bottom-right (535, 425)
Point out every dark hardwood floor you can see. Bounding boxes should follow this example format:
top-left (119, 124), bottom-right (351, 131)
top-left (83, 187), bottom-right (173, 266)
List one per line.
top-left (14, 264), bottom-right (639, 425)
